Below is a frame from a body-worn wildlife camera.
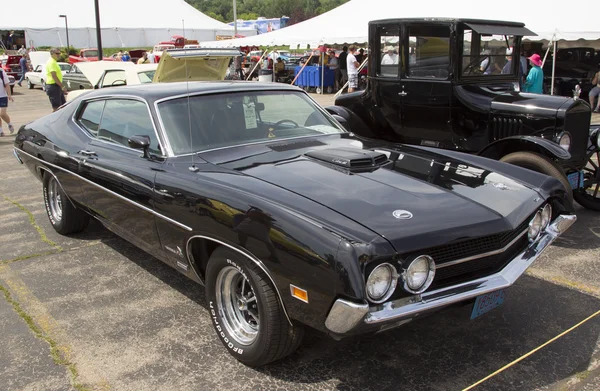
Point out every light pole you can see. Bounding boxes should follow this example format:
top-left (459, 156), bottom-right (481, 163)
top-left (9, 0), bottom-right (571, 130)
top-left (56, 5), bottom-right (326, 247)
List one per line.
top-left (58, 14), bottom-right (70, 52)
top-left (233, 0), bottom-right (237, 37)
top-left (94, 0), bottom-right (103, 60)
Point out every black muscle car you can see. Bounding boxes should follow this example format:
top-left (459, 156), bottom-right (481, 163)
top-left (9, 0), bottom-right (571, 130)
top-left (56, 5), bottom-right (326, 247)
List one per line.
top-left (332, 18), bottom-right (600, 212)
top-left (13, 81), bottom-right (576, 367)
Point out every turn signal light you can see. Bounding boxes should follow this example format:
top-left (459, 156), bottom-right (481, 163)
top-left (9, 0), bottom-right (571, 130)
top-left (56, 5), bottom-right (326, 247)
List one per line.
top-left (290, 285), bottom-right (309, 303)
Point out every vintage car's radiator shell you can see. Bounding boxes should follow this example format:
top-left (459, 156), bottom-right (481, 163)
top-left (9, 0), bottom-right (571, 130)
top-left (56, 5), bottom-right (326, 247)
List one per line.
top-left (490, 116), bottom-right (524, 141)
top-left (563, 107), bottom-right (591, 166)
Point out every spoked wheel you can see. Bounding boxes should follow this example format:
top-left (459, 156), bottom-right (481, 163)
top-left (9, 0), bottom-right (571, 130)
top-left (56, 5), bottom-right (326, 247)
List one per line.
top-left (205, 247), bottom-right (304, 367)
top-left (42, 173), bottom-right (90, 234)
top-left (215, 265), bottom-right (260, 345)
top-left (573, 151), bottom-right (600, 211)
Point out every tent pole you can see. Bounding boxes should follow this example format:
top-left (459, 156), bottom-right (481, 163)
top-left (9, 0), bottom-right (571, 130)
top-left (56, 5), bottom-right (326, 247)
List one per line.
top-left (551, 39), bottom-right (557, 96)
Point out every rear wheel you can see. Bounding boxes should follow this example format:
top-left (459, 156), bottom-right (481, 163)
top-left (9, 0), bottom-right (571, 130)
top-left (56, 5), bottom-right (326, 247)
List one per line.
top-left (500, 151), bottom-right (573, 206)
top-left (27, 78), bottom-right (33, 89)
top-left (205, 247), bottom-right (304, 367)
top-left (42, 174), bottom-right (90, 234)
top-left (573, 151), bottom-right (600, 211)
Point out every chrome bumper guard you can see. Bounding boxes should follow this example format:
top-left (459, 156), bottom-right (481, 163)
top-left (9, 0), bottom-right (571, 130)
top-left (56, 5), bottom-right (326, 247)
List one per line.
top-left (325, 214), bottom-right (577, 335)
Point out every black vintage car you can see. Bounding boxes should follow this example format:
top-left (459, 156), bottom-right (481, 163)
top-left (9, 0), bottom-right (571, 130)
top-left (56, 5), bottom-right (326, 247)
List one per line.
top-left (542, 47), bottom-right (599, 98)
top-left (332, 18), bottom-right (600, 211)
top-left (14, 82), bottom-right (576, 367)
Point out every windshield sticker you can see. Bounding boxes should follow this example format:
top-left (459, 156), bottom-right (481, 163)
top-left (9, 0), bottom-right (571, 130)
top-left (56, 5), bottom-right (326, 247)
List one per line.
top-left (244, 103), bottom-right (258, 129)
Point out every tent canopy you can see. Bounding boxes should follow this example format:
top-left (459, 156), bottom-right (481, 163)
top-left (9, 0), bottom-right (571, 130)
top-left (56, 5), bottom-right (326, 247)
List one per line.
top-left (3, 0), bottom-right (255, 48)
top-left (200, 0), bottom-right (599, 48)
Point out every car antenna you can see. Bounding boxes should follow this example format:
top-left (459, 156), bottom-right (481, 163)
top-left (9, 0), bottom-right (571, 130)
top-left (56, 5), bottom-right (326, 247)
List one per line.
top-left (182, 19), bottom-right (199, 173)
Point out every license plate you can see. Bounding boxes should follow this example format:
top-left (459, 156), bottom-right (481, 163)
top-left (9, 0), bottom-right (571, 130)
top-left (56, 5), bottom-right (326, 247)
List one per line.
top-left (470, 289), bottom-right (506, 320)
top-left (567, 171), bottom-right (584, 189)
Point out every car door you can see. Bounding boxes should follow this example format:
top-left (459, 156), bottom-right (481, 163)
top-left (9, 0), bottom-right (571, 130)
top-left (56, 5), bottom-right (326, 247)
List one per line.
top-left (78, 97), bottom-right (165, 252)
top-left (369, 23), bottom-right (405, 138)
top-left (399, 23), bottom-right (453, 148)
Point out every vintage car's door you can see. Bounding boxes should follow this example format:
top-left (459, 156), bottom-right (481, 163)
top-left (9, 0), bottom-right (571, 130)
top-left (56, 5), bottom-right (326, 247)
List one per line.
top-left (398, 23), bottom-right (453, 148)
top-left (77, 97), bottom-right (164, 253)
top-left (370, 23), bottom-right (405, 137)
top-left (64, 64), bottom-right (91, 91)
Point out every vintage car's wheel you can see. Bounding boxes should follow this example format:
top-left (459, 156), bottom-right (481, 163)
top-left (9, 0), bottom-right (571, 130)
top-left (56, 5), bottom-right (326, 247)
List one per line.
top-left (573, 152), bottom-right (600, 211)
top-left (42, 174), bottom-right (90, 234)
top-left (205, 247), bottom-right (304, 367)
top-left (500, 152), bottom-right (573, 205)
top-left (27, 78), bottom-right (33, 89)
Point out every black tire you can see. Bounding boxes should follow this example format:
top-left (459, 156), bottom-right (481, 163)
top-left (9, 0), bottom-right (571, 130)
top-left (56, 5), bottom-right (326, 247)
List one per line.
top-left (205, 247), bottom-right (304, 367)
top-left (10, 85), bottom-right (14, 94)
top-left (500, 151), bottom-right (573, 206)
top-left (42, 173), bottom-right (90, 235)
top-left (573, 151), bottom-right (600, 211)
top-left (27, 78), bottom-right (33, 89)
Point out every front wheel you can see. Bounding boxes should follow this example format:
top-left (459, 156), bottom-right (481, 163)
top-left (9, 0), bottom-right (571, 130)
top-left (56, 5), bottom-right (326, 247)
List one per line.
top-left (500, 152), bottom-right (573, 206)
top-left (205, 247), bottom-right (304, 367)
top-left (573, 151), bottom-right (600, 211)
top-left (42, 174), bottom-right (90, 234)
top-left (27, 78), bottom-right (33, 89)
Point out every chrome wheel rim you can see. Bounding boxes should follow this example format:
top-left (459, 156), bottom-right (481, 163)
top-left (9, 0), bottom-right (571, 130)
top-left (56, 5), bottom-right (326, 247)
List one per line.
top-left (48, 178), bottom-right (63, 222)
top-left (580, 152), bottom-right (600, 199)
top-left (215, 265), bottom-right (259, 345)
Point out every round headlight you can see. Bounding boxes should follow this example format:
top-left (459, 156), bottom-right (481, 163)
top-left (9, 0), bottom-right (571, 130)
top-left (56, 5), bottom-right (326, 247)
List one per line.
top-left (366, 263), bottom-right (398, 303)
top-left (528, 210), bottom-right (543, 242)
top-left (402, 255), bottom-right (436, 294)
top-left (556, 132), bottom-right (571, 152)
top-left (540, 204), bottom-right (552, 229)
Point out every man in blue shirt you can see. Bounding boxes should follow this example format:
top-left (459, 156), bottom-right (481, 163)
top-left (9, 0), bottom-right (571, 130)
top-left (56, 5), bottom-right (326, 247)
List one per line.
top-left (523, 54), bottom-right (544, 94)
top-left (17, 54), bottom-right (28, 87)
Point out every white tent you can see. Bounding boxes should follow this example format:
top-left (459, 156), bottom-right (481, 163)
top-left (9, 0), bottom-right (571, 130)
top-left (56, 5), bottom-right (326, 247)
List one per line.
top-left (3, 0), bottom-right (256, 49)
top-left (200, 0), bottom-right (599, 48)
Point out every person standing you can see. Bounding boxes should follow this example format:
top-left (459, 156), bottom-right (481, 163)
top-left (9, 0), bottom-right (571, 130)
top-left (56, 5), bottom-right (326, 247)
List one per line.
top-left (45, 48), bottom-right (68, 112)
top-left (137, 52), bottom-right (149, 64)
top-left (338, 46), bottom-right (348, 87)
top-left (328, 50), bottom-right (340, 90)
top-left (0, 69), bottom-right (15, 136)
top-left (346, 45), bottom-right (360, 93)
top-left (523, 54), bottom-right (544, 94)
top-left (17, 53), bottom-right (28, 87)
top-left (589, 69), bottom-right (600, 112)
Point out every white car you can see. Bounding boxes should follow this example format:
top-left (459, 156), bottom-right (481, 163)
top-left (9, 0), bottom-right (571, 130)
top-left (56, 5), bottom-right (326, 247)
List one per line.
top-left (25, 62), bottom-right (69, 90)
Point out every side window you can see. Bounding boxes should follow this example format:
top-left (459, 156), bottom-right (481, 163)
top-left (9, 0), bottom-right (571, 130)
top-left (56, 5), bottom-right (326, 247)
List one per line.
top-left (78, 100), bottom-right (106, 136)
top-left (97, 100), bottom-right (161, 154)
top-left (378, 26), bottom-right (400, 77)
top-left (407, 25), bottom-right (450, 79)
top-left (100, 70), bottom-right (126, 88)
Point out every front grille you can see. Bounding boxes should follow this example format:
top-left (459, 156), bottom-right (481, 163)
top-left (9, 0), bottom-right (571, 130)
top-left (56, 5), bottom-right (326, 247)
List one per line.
top-left (564, 109), bottom-right (591, 165)
top-left (491, 116), bottom-right (523, 141)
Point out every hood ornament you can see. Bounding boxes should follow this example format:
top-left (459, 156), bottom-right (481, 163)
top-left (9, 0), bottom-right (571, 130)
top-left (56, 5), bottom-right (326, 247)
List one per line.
top-left (393, 210), bottom-right (413, 219)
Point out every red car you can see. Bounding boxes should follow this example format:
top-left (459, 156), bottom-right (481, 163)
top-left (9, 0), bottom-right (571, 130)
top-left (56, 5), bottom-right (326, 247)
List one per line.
top-left (2, 55), bottom-right (22, 80)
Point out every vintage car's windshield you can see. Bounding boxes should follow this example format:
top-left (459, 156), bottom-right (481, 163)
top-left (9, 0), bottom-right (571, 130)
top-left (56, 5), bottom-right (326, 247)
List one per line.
top-left (157, 90), bottom-right (345, 155)
top-left (137, 70), bottom-right (155, 83)
top-left (462, 30), bottom-right (518, 77)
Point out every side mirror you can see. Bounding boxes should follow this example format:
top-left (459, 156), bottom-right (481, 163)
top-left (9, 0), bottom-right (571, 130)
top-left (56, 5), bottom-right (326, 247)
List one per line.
top-left (128, 135), bottom-right (151, 158)
top-left (331, 114), bottom-right (350, 130)
top-left (94, 84), bottom-right (99, 89)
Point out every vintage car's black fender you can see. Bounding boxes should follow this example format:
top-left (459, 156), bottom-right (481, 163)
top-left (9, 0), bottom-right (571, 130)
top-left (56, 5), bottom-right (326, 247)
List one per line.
top-left (324, 105), bottom-right (376, 138)
top-left (477, 135), bottom-right (572, 162)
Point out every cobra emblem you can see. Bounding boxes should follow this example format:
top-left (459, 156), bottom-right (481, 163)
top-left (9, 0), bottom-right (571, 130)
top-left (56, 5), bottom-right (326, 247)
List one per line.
top-left (393, 210), bottom-right (413, 219)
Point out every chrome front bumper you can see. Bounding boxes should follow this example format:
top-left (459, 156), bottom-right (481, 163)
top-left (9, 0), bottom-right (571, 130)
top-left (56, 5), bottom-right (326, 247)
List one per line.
top-left (325, 214), bottom-right (577, 335)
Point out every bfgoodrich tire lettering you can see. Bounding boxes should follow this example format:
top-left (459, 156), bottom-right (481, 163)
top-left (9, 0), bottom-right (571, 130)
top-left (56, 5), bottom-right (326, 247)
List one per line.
top-left (42, 173), bottom-right (90, 235)
top-left (205, 247), bottom-right (304, 367)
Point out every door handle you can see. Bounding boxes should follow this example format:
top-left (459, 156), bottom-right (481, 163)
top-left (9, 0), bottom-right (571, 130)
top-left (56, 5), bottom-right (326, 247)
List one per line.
top-left (398, 91), bottom-right (408, 97)
top-left (78, 150), bottom-right (97, 156)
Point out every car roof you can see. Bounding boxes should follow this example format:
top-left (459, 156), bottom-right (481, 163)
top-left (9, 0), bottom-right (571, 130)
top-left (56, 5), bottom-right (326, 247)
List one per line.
top-left (75, 81), bottom-right (304, 102)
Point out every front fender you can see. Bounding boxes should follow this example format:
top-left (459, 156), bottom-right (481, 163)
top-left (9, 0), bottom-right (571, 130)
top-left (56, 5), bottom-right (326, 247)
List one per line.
top-left (478, 135), bottom-right (571, 161)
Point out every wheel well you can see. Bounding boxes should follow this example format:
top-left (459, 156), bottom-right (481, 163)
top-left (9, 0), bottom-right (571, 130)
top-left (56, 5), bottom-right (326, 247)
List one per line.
top-left (188, 238), bottom-right (220, 281)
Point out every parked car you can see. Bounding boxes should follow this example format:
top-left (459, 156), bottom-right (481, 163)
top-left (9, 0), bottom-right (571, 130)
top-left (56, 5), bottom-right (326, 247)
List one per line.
top-left (158, 35), bottom-right (199, 48)
top-left (332, 18), bottom-right (600, 211)
top-left (6, 74), bottom-right (15, 94)
top-left (152, 44), bottom-right (176, 63)
top-left (13, 81), bottom-right (576, 367)
top-left (25, 62), bottom-right (70, 90)
top-left (1, 55), bottom-right (22, 82)
top-left (542, 47), bottom-right (600, 98)
top-left (65, 48), bottom-right (241, 101)
top-left (63, 63), bottom-right (94, 91)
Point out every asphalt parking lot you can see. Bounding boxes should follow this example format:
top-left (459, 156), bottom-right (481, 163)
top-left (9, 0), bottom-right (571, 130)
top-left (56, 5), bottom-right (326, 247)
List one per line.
top-left (1, 86), bottom-right (600, 391)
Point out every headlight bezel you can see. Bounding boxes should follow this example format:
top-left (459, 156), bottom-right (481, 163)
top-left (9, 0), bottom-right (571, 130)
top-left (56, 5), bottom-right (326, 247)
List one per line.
top-left (402, 255), bottom-right (436, 295)
top-left (528, 210), bottom-right (543, 242)
top-left (555, 131), bottom-right (572, 152)
top-left (540, 203), bottom-right (552, 229)
top-left (365, 262), bottom-right (399, 304)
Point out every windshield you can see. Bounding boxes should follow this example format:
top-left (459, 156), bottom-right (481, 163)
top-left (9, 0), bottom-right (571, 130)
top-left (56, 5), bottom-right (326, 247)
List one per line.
top-left (83, 50), bottom-right (99, 58)
top-left (462, 30), bottom-right (518, 77)
top-left (138, 70), bottom-right (155, 83)
top-left (59, 63), bottom-right (70, 71)
top-left (157, 90), bottom-right (345, 155)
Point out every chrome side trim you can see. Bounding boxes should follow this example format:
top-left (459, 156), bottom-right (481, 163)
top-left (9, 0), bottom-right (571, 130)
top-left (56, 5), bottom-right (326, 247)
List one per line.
top-left (185, 235), bottom-right (293, 326)
top-left (15, 148), bottom-right (192, 232)
top-left (435, 229), bottom-right (528, 269)
top-left (324, 214), bottom-right (576, 334)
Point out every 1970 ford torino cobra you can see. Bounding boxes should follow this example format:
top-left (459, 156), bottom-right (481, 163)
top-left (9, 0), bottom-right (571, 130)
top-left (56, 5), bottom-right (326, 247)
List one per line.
top-left (13, 82), bottom-right (576, 367)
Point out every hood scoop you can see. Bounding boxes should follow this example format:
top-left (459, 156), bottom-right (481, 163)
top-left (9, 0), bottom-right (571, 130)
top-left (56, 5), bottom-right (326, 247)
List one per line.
top-left (304, 148), bottom-right (388, 170)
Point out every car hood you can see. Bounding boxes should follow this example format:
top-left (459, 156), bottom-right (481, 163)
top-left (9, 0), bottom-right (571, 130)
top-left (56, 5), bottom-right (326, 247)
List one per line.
top-left (454, 84), bottom-right (571, 117)
top-left (204, 136), bottom-right (542, 252)
top-left (74, 61), bottom-right (136, 86)
top-left (153, 48), bottom-right (242, 83)
top-left (29, 51), bottom-right (51, 69)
